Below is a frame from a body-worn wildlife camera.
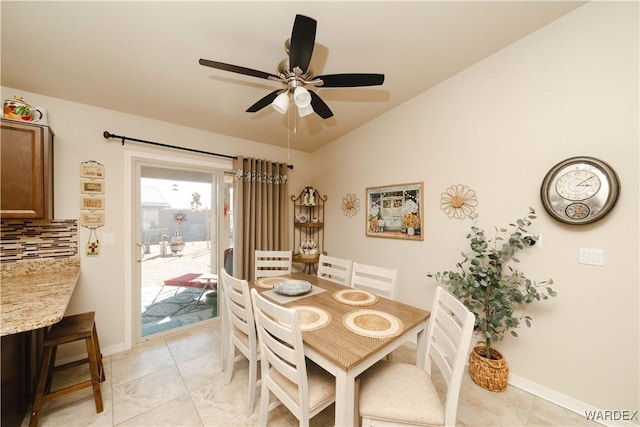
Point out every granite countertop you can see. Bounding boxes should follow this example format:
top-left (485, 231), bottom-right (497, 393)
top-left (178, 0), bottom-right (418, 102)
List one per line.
top-left (1, 258), bottom-right (80, 336)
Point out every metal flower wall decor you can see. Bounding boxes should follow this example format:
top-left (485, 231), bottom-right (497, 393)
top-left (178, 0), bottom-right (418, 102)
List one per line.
top-left (440, 184), bottom-right (478, 219)
top-left (341, 193), bottom-right (360, 217)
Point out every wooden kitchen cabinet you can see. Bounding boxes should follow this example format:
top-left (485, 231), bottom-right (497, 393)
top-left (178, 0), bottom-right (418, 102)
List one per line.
top-left (1, 328), bottom-right (45, 427)
top-left (0, 119), bottom-right (54, 219)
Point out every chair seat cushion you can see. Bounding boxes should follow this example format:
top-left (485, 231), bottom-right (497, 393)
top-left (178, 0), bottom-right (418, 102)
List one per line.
top-left (359, 361), bottom-right (444, 426)
top-left (270, 361), bottom-right (335, 410)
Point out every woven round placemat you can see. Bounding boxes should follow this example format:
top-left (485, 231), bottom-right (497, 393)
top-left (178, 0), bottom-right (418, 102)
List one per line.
top-left (255, 276), bottom-right (288, 289)
top-left (332, 289), bottom-right (379, 306)
top-left (342, 309), bottom-right (403, 338)
top-left (292, 306), bottom-right (331, 331)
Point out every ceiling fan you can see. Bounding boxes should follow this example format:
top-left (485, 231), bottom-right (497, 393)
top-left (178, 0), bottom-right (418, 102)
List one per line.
top-left (199, 14), bottom-right (385, 119)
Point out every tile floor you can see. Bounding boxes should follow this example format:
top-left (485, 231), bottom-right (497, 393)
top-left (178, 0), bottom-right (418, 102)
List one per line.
top-left (23, 318), bottom-right (601, 427)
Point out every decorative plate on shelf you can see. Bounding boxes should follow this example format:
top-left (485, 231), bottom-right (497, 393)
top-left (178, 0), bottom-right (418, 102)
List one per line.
top-left (273, 280), bottom-right (312, 296)
top-left (255, 276), bottom-right (288, 289)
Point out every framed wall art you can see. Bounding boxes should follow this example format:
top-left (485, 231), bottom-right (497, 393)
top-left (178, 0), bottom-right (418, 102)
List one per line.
top-left (80, 195), bottom-right (105, 210)
top-left (80, 161), bottom-right (105, 179)
top-left (366, 182), bottom-right (424, 240)
top-left (80, 179), bottom-right (104, 194)
top-left (79, 211), bottom-right (105, 228)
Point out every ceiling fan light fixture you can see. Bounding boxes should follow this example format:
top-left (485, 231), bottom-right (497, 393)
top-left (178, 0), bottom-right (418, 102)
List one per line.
top-left (271, 92), bottom-right (290, 114)
top-left (297, 103), bottom-right (314, 117)
top-left (293, 86), bottom-right (311, 108)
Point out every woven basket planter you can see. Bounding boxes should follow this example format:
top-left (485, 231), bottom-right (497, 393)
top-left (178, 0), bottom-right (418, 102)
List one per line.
top-left (468, 345), bottom-right (509, 392)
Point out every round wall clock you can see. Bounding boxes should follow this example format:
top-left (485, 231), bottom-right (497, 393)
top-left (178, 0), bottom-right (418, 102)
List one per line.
top-left (540, 156), bottom-right (620, 225)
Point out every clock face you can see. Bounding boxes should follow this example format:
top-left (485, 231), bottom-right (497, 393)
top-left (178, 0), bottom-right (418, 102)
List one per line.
top-left (541, 156), bottom-right (620, 225)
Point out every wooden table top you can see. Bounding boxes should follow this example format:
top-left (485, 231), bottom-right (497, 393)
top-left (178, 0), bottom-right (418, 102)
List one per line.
top-left (250, 272), bottom-right (430, 371)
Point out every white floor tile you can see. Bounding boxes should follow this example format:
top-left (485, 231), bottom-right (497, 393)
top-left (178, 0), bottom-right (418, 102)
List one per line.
top-left (25, 321), bottom-right (600, 427)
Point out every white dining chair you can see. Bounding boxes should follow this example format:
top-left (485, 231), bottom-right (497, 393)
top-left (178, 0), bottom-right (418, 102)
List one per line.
top-left (254, 250), bottom-right (292, 279)
top-left (250, 289), bottom-right (335, 427)
top-left (358, 287), bottom-right (475, 427)
top-left (351, 262), bottom-right (399, 300)
top-left (220, 268), bottom-right (260, 416)
top-left (317, 254), bottom-right (353, 286)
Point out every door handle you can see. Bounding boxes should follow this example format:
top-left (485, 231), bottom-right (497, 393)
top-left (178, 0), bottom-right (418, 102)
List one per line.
top-left (135, 243), bottom-right (145, 262)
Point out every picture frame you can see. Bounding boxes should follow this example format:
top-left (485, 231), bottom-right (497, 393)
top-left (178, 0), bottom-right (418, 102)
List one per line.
top-left (80, 195), bottom-right (105, 210)
top-left (366, 182), bottom-right (424, 240)
top-left (79, 210), bottom-right (105, 227)
top-left (80, 179), bottom-right (104, 194)
top-left (80, 161), bottom-right (105, 179)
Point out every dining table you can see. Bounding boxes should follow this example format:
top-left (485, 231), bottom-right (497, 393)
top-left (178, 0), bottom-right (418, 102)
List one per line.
top-left (249, 272), bottom-right (431, 427)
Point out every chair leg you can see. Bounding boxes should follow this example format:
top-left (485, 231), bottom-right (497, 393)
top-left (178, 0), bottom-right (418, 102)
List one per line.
top-left (224, 344), bottom-right (235, 384)
top-left (258, 383), bottom-right (270, 427)
top-left (245, 356), bottom-right (258, 416)
top-left (30, 345), bottom-right (54, 427)
top-left (44, 345), bottom-right (57, 394)
top-left (91, 323), bottom-right (105, 382)
top-left (84, 336), bottom-right (103, 413)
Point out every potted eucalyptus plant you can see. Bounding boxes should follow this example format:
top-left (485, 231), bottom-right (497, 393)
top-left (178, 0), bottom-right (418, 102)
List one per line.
top-left (429, 208), bottom-right (556, 392)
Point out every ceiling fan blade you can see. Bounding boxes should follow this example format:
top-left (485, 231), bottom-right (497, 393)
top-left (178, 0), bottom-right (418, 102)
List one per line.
top-left (316, 73), bottom-right (385, 87)
top-left (199, 59), bottom-right (279, 80)
top-left (309, 91), bottom-right (334, 119)
top-left (246, 90), bottom-right (282, 113)
top-left (289, 15), bottom-right (316, 73)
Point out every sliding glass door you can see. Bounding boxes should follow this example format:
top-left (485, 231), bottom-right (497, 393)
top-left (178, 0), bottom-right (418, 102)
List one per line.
top-left (132, 157), bottom-right (232, 340)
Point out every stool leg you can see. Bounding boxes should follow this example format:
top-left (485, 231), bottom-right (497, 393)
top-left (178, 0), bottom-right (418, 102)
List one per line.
top-left (91, 323), bottom-right (105, 382)
top-left (30, 345), bottom-right (54, 427)
top-left (85, 336), bottom-right (104, 413)
top-left (43, 345), bottom-right (57, 394)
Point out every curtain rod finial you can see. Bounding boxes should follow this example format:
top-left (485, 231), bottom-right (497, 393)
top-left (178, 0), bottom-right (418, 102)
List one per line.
top-left (287, 164), bottom-right (294, 169)
top-left (103, 131), bottom-right (112, 139)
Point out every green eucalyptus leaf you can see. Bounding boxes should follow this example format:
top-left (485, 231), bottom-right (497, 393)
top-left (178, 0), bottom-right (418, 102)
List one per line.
top-left (428, 209), bottom-right (555, 345)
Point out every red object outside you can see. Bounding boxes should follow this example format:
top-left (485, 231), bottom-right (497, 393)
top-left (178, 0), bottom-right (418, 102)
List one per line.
top-left (164, 273), bottom-right (217, 289)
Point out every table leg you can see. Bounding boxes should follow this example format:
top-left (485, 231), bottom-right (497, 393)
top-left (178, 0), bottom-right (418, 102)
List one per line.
top-left (334, 369), bottom-right (357, 427)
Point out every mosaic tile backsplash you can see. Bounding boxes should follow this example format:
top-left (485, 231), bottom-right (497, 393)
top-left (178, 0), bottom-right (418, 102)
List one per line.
top-left (0, 219), bottom-right (78, 262)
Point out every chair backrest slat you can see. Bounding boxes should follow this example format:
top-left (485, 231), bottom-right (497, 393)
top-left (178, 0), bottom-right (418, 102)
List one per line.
top-left (317, 254), bottom-right (353, 286)
top-left (251, 288), bottom-right (309, 414)
top-left (424, 287), bottom-right (475, 426)
top-left (254, 250), bottom-right (293, 279)
top-left (220, 268), bottom-right (257, 350)
top-left (351, 262), bottom-right (398, 300)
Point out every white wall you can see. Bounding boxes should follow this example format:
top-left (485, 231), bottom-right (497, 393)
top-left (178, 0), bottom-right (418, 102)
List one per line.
top-left (313, 2), bottom-right (638, 416)
top-left (0, 86), bottom-right (314, 354)
top-left (3, 0), bottom-right (637, 419)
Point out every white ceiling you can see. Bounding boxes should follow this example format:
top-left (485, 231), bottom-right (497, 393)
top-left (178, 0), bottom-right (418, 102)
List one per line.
top-left (1, 1), bottom-right (584, 153)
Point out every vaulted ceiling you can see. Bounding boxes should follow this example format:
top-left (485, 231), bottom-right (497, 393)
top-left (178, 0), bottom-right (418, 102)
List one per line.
top-left (1, 1), bottom-right (584, 152)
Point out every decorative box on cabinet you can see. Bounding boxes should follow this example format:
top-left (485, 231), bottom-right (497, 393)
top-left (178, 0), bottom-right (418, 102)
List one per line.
top-left (291, 187), bottom-right (326, 274)
top-left (0, 119), bottom-right (54, 219)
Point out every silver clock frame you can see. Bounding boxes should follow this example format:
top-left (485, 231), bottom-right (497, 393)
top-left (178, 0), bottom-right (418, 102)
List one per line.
top-left (540, 156), bottom-right (620, 225)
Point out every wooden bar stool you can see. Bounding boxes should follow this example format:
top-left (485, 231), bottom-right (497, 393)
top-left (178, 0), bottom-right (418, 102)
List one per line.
top-left (29, 311), bottom-right (105, 427)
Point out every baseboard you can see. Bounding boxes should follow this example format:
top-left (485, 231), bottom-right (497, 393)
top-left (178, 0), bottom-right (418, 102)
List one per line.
top-left (405, 335), bottom-right (637, 427)
top-left (508, 373), bottom-right (638, 427)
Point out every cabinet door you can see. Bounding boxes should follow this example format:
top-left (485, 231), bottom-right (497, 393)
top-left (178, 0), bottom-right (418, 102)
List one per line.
top-left (0, 121), bottom-right (53, 219)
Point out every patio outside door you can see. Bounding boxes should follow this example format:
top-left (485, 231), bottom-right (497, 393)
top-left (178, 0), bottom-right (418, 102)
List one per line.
top-left (133, 159), bottom-right (231, 340)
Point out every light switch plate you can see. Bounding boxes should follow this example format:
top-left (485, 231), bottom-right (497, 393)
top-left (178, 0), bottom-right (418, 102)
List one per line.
top-left (579, 248), bottom-right (603, 266)
top-left (101, 233), bottom-right (116, 247)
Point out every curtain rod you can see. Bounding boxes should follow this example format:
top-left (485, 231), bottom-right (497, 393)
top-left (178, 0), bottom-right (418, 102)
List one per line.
top-left (102, 131), bottom-right (294, 169)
